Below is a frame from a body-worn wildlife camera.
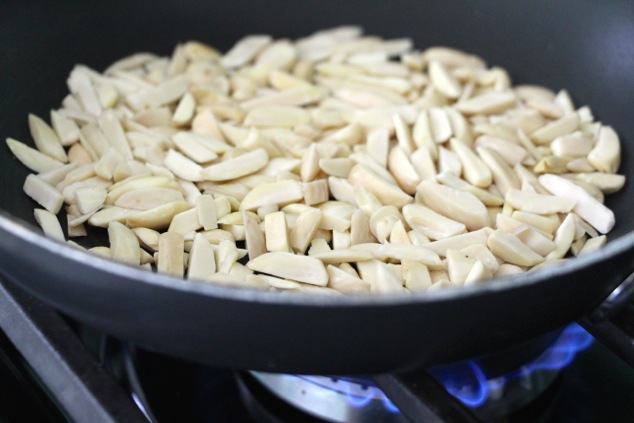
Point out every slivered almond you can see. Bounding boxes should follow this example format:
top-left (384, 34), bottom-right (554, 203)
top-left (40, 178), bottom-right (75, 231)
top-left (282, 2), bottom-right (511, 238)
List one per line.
top-left (217, 239), bottom-right (239, 274)
top-left (530, 113), bottom-right (579, 144)
top-left (348, 164), bottom-right (412, 208)
top-left (416, 180), bottom-right (490, 230)
top-left (388, 145), bottom-right (421, 194)
top-left (172, 132), bottom-right (218, 164)
top-left (6, 138), bottom-right (64, 173)
top-left (157, 231), bottom-right (185, 276)
top-left (319, 158), bottom-right (354, 177)
top-left (188, 233), bottom-right (216, 280)
top-left (511, 210), bottom-right (558, 235)
top-left (505, 188), bottom-right (575, 214)
top-left (243, 105), bottom-right (310, 127)
top-left (449, 138), bottom-right (492, 187)
top-left (477, 147), bottom-right (521, 195)
top-left (264, 211), bottom-right (290, 252)
top-left (164, 149), bottom-right (203, 182)
top-left (429, 61), bottom-right (461, 99)
top-left (196, 195), bottom-right (218, 230)
top-left (98, 110), bottom-right (133, 160)
top-left (426, 228), bottom-right (492, 256)
top-left (538, 174), bottom-right (615, 234)
top-left (126, 201), bottom-right (192, 230)
top-left (247, 251), bottom-right (328, 286)
top-left (352, 242), bottom-right (442, 267)
top-left (24, 174), bottom-right (64, 214)
top-left (578, 235), bottom-right (607, 256)
top-left (576, 173), bottom-right (625, 194)
top-left (392, 113), bottom-right (415, 154)
top-left (168, 208), bottom-right (202, 234)
top-left (460, 244), bottom-right (500, 274)
top-left (34, 208), bottom-right (65, 241)
top-left (513, 226), bottom-right (556, 256)
top-left (75, 187), bottom-right (107, 214)
top-left (389, 219), bottom-right (411, 244)
top-left (438, 146), bottom-right (462, 177)
top-left (221, 35), bottom-right (272, 68)
top-left (487, 229), bottom-right (544, 266)
top-left (310, 249), bottom-right (374, 263)
top-left (115, 187), bottom-right (184, 210)
top-left (108, 221), bottom-right (141, 266)
top-left (456, 91), bottom-right (516, 115)
top-left (126, 76), bottom-right (189, 111)
top-left (200, 148), bottom-right (268, 181)
top-left (446, 249), bottom-right (476, 285)
top-left (240, 179), bottom-right (303, 210)
top-left (300, 143), bottom-right (320, 182)
top-left (28, 114), bottom-right (68, 162)
top-left (51, 110), bottom-right (80, 146)
top-left (327, 265), bottom-right (370, 293)
top-left (587, 125), bottom-right (620, 173)
top-left (550, 133), bottom-right (592, 158)
top-left (546, 213), bottom-right (577, 260)
top-left (372, 262), bottom-right (407, 294)
top-left (435, 172), bottom-right (503, 206)
top-left (464, 260), bottom-right (493, 284)
top-left (366, 128), bottom-right (390, 168)
top-left (428, 108), bottom-right (453, 143)
top-left (403, 203), bottom-right (466, 240)
top-left (474, 135), bottom-right (528, 166)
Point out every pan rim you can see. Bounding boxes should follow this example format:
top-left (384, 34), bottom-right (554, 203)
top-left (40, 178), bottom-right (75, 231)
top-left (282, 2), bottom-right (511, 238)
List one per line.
top-left (1, 209), bottom-right (633, 307)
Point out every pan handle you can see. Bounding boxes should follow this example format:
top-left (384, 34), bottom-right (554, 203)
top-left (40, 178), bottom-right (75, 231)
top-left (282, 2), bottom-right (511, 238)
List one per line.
top-left (579, 270), bottom-right (634, 368)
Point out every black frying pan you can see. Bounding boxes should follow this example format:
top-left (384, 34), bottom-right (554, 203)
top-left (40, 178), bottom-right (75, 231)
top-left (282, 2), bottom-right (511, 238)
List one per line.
top-left (1, 0), bottom-right (633, 375)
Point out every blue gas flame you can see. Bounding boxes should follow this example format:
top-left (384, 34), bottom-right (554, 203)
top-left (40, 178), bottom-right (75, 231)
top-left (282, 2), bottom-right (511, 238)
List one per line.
top-left (430, 323), bottom-right (593, 408)
top-left (306, 323), bottom-right (593, 412)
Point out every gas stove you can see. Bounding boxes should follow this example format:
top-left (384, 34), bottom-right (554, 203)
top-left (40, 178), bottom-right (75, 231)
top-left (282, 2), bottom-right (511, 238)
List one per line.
top-left (2, 275), bottom-right (634, 423)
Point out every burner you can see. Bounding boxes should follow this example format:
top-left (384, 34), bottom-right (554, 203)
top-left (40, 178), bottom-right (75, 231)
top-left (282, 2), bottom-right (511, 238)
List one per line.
top-left (246, 324), bottom-right (593, 423)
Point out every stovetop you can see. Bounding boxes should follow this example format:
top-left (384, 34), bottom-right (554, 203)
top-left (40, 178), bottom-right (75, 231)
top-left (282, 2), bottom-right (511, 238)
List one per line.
top-left (2, 276), bottom-right (634, 423)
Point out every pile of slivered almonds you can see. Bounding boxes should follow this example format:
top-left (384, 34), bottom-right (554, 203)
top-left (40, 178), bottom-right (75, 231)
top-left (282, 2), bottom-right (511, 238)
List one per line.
top-left (6, 27), bottom-right (624, 295)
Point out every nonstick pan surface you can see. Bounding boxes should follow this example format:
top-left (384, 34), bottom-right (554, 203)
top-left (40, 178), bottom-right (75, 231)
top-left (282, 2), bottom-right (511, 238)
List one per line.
top-left (1, 0), bottom-right (634, 374)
